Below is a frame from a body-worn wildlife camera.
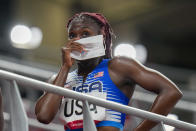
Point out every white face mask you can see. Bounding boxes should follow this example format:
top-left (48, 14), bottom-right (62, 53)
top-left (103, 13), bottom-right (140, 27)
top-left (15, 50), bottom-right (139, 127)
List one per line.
top-left (70, 35), bottom-right (105, 60)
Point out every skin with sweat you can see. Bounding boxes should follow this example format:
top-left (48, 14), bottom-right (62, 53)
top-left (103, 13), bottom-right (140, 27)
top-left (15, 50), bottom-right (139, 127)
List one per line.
top-left (35, 18), bottom-right (182, 131)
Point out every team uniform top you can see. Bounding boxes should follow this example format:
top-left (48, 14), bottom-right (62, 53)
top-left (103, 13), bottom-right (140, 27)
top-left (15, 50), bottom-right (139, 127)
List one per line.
top-left (59, 59), bottom-right (130, 131)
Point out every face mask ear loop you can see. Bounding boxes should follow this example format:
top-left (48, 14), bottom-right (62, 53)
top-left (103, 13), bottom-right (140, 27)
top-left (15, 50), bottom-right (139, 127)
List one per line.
top-left (100, 27), bottom-right (106, 50)
top-left (103, 36), bottom-right (106, 50)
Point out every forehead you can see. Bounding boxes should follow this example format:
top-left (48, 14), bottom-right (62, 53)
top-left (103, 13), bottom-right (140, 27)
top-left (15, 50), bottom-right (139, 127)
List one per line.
top-left (68, 19), bottom-right (100, 33)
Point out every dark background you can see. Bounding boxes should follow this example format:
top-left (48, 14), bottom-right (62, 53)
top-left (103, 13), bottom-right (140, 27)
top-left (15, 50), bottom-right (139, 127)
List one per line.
top-left (1, 0), bottom-right (196, 69)
top-left (0, 0), bottom-right (196, 130)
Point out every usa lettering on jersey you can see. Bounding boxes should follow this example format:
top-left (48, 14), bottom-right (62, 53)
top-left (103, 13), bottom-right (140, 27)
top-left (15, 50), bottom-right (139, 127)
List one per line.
top-left (60, 81), bottom-right (106, 129)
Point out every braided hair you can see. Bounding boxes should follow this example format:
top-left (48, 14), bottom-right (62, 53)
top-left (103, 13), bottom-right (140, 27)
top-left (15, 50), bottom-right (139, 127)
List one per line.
top-left (66, 12), bottom-right (114, 59)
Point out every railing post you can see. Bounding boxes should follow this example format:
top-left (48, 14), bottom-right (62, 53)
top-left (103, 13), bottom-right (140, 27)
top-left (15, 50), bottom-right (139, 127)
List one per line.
top-left (160, 122), bottom-right (166, 131)
top-left (151, 121), bottom-right (166, 131)
top-left (82, 100), bottom-right (97, 131)
top-left (1, 80), bottom-right (28, 131)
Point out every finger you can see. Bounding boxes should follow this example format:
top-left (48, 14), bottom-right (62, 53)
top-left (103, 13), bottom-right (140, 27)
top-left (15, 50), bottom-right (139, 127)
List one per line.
top-left (67, 40), bottom-right (85, 48)
top-left (71, 42), bottom-right (88, 52)
top-left (64, 44), bottom-right (84, 52)
top-left (62, 46), bottom-right (82, 53)
top-left (70, 42), bottom-right (85, 50)
top-left (70, 47), bottom-right (84, 52)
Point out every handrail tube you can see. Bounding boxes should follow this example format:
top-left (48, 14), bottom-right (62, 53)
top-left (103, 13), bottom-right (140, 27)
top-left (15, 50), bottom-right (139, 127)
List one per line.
top-left (0, 70), bottom-right (196, 131)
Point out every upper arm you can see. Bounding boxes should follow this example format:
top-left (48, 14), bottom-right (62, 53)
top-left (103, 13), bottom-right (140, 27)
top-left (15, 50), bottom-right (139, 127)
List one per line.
top-left (111, 57), bottom-right (182, 95)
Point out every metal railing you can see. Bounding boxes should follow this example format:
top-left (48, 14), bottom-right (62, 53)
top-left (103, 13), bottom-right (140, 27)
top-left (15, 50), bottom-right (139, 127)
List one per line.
top-left (0, 79), bottom-right (162, 131)
top-left (1, 79), bottom-right (64, 131)
top-left (1, 69), bottom-right (196, 131)
top-left (1, 80), bottom-right (28, 131)
top-left (3, 112), bottom-right (64, 131)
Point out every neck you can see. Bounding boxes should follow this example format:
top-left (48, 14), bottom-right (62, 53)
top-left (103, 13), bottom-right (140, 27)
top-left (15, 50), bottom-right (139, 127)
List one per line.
top-left (77, 57), bottom-right (103, 76)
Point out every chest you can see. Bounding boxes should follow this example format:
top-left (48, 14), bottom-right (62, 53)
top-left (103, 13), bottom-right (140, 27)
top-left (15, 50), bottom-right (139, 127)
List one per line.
top-left (69, 70), bottom-right (106, 94)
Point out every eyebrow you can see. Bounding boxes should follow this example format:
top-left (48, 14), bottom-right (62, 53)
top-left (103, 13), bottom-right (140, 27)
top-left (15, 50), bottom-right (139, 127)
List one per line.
top-left (69, 26), bottom-right (91, 33)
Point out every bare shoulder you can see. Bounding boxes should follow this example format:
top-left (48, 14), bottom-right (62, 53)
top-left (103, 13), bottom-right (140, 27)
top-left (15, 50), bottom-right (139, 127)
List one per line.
top-left (109, 56), bottom-right (144, 65)
top-left (108, 56), bottom-right (155, 80)
top-left (109, 56), bottom-right (146, 72)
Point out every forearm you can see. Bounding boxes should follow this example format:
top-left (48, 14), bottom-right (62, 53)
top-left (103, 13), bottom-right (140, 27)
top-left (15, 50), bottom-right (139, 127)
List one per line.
top-left (135, 90), bottom-right (182, 131)
top-left (35, 64), bottom-right (70, 124)
top-left (53, 63), bottom-right (70, 86)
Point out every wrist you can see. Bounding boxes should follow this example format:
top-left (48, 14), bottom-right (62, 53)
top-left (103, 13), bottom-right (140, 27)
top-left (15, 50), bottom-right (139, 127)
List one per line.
top-left (53, 63), bottom-right (70, 86)
top-left (58, 64), bottom-right (70, 78)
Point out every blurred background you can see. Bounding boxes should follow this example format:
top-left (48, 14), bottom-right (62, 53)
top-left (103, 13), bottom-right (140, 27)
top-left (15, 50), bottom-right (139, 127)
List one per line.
top-left (0, 0), bottom-right (196, 131)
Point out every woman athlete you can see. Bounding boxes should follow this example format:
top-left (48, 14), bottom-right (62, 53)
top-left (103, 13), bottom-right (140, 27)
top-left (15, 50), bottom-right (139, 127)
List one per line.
top-left (35, 12), bottom-right (182, 131)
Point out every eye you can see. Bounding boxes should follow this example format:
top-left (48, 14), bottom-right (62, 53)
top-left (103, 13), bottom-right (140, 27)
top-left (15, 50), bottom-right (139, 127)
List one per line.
top-left (69, 32), bottom-right (76, 39)
top-left (81, 31), bottom-right (90, 38)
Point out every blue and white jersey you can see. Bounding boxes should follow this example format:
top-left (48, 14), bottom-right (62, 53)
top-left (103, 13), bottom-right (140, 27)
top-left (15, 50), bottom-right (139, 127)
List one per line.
top-left (59, 59), bottom-right (130, 130)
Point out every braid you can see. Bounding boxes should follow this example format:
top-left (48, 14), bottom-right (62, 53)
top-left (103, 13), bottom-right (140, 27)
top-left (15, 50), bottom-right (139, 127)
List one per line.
top-left (67, 12), bottom-right (114, 59)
